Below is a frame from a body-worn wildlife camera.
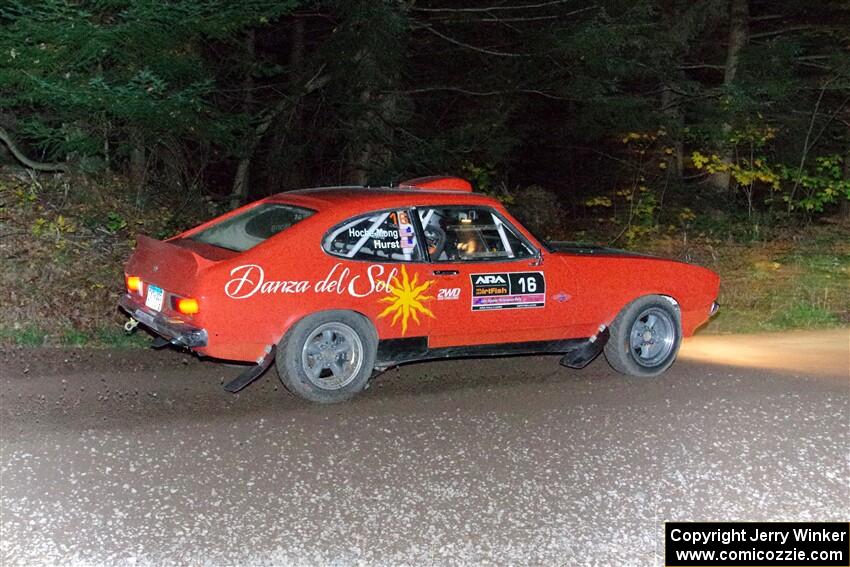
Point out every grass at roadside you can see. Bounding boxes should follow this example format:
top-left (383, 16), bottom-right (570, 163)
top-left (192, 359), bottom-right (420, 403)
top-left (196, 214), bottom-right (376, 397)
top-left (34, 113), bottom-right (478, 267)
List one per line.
top-left (641, 223), bottom-right (849, 335)
top-left (0, 325), bottom-right (151, 348)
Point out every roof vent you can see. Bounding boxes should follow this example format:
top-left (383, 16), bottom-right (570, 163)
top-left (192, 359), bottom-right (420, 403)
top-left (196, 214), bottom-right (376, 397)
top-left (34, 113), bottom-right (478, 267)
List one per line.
top-left (398, 176), bottom-right (473, 192)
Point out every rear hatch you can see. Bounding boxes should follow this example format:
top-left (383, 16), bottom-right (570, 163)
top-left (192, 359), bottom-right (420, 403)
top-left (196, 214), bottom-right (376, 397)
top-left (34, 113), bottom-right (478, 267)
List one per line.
top-left (124, 202), bottom-right (315, 314)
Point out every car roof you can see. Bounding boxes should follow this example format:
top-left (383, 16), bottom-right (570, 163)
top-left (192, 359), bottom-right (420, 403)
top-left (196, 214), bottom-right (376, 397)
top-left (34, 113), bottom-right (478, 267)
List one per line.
top-left (266, 186), bottom-right (501, 212)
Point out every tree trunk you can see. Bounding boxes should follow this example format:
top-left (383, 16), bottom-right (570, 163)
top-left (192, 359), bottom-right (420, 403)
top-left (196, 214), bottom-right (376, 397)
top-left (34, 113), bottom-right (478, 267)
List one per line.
top-left (724, 0), bottom-right (749, 85)
top-left (266, 16), bottom-right (307, 193)
top-left (348, 68), bottom-right (402, 186)
top-left (129, 130), bottom-right (146, 207)
top-left (710, 0), bottom-right (749, 192)
top-left (842, 129), bottom-right (850, 219)
top-left (286, 16), bottom-right (306, 190)
top-left (350, 86), bottom-right (373, 186)
top-left (661, 87), bottom-right (684, 179)
top-left (230, 29), bottom-right (256, 208)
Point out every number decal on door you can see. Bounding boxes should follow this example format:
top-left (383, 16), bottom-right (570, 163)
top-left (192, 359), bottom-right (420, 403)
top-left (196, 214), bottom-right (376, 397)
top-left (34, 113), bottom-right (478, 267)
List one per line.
top-left (470, 272), bottom-right (545, 311)
top-left (516, 276), bottom-right (537, 293)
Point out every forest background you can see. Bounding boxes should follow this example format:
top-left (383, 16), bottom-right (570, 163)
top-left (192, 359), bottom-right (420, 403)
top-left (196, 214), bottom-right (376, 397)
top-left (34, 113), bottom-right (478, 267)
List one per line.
top-left (0, 0), bottom-right (848, 344)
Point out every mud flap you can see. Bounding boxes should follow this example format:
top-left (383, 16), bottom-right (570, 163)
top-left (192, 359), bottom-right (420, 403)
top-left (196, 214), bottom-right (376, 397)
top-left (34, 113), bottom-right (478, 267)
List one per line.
top-left (224, 345), bottom-right (276, 393)
top-left (559, 327), bottom-right (610, 369)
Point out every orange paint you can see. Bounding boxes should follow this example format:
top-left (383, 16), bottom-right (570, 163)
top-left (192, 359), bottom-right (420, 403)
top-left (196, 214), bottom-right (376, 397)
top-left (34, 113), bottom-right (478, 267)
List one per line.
top-left (120, 180), bottom-right (720, 363)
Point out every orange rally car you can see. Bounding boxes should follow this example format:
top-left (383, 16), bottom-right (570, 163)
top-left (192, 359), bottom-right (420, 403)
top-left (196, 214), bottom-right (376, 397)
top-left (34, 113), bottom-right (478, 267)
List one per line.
top-left (119, 176), bottom-right (720, 403)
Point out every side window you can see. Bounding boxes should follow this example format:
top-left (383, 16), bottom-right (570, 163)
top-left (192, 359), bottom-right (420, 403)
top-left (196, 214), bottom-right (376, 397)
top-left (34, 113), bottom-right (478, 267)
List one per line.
top-left (418, 207), bottom-right (535, 261)
top-left (323, 209), bottom-right (422, 262)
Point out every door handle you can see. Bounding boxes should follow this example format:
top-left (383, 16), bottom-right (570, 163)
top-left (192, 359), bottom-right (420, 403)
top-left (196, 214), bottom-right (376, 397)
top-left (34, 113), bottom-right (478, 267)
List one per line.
top-left (432, 269), bottom-right (459, 276)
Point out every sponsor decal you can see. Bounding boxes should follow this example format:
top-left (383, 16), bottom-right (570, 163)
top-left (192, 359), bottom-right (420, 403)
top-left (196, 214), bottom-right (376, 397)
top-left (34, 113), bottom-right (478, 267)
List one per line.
top-left (474, 274), bottom-right (507, 285)
top-left (552, 292), bottom-right (571, 303)
top-left (437, 287), bottom-right (461, 300)
top-left (347, 210), bottom-right (417, 252)
top-left (224, 262), bottom-right (437, 337)
top-left (470, 272), bottom-right (546, 311)
top-left (377, 265), bottom-right (435, 335)
top-left (225, 262), bottom-right (398, 300)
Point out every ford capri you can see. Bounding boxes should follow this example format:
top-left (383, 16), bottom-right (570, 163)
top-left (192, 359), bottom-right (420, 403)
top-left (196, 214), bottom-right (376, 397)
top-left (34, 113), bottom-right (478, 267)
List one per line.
top-left (119, 176), bottom-right (720, 403)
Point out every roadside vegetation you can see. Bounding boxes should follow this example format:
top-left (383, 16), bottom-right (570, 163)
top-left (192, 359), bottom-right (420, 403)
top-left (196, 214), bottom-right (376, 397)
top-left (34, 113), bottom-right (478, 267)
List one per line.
top-left (1, 172), bottom-right (847, 347)
top-left (0, 1), bottom-right (848, 346)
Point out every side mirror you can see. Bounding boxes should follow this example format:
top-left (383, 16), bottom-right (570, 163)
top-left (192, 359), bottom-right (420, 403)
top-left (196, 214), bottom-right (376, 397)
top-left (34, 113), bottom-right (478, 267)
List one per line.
top-left (531, 249), bottom-right (544, 266)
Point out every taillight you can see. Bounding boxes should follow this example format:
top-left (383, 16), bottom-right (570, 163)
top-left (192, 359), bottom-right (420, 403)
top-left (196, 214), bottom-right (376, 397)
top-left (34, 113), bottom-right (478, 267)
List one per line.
top-left (175, 297), bottom-right (199, 315)
top-left (126, 276), bottom-right (142, 294)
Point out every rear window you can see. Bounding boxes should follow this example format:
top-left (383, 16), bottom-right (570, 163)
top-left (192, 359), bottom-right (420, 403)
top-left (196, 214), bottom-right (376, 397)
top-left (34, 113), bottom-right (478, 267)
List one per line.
top-left (188, 203), bottom-right (314, 252)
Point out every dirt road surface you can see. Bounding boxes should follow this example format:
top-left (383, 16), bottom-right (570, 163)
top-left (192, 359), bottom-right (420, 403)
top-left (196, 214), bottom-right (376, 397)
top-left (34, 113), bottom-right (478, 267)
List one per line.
top-left (1, 329), bottom-right (848, 566)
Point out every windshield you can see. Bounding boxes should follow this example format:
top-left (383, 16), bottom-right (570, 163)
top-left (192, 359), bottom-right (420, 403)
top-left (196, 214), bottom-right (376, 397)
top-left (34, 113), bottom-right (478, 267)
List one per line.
top-left (188, 203), bottom-right (314, 252)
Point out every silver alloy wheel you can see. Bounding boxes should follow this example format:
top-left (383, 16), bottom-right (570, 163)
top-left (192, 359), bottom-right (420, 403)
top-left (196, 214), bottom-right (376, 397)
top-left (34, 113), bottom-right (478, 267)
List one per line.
top-left (301, 322), bottom-right (364, 390)
top-left (628, 306), bottom-right (676, 367)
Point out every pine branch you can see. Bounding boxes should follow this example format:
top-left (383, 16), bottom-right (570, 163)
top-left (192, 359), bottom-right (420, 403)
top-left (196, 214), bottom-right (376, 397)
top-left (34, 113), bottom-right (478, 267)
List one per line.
top-left (416, 23), bottom-right (528, 57)
top-left (749, 26), bottom-right (812, 39)
top-left (412, 0), bottom-right (578, 13)
top-left (678, 63), bottom-right (726, 70)
top-left (430, 6), bottom-right (598, 23)
top-left (397, 86), bottom-right (572, 100)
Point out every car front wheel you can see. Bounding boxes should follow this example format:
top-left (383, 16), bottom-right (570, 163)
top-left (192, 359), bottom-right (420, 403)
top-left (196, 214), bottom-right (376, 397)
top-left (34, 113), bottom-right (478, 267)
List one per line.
top-left (276, 311), bottom-right (377, 403)
top-left (603, 295), bottom-right (682, 377)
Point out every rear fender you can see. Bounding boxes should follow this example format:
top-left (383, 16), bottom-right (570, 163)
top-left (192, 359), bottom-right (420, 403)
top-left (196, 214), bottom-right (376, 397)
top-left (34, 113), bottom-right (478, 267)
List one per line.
top-left (273, 308), bottom-right (378, 347)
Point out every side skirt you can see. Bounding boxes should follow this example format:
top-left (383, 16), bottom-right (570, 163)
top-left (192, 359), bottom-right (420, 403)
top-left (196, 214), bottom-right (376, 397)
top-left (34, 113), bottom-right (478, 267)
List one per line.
top-left (376, 336), bottom-right (592, 369)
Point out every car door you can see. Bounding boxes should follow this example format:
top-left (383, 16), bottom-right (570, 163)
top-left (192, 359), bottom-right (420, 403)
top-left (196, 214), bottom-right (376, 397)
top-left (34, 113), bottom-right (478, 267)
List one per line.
top-left (321, 207), bottom-right (435, 340)
top-left (416, 205), bottom-right (568, 348)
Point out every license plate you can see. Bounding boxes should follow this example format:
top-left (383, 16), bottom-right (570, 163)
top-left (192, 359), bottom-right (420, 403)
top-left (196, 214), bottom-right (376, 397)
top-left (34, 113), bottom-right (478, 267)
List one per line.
top-left (145, 285), bottom-right (164, 312)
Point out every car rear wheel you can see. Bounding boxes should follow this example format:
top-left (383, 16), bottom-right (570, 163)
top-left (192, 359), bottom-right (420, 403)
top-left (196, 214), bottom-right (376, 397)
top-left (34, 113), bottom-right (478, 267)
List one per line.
top-left (276, 311), bottom-right (377, 403)
top-left (603, 295), bottom-right (681, 377)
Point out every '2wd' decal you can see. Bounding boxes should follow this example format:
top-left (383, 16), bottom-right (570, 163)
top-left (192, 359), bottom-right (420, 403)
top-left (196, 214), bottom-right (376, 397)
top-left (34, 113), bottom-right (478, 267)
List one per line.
top-left (437, 288), bottom-right (461, 300)
top-left (470, 272), bottom-right (545, 311)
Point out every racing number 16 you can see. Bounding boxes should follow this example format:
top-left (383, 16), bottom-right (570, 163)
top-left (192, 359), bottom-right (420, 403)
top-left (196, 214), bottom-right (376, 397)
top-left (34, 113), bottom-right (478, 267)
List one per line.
top-left (516, 276), bottom-right (537, 293)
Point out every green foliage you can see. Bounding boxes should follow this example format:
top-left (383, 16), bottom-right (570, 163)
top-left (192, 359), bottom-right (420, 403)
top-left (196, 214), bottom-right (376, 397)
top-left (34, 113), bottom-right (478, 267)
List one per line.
top-left (0, 326), bottom-right (47, 346)
top-left (781, 156), bottom-right (850, 214)
top-left (0, 0), bottom-right (298, 163)
top-left (766, 302), bottom-right (840, 330)
top-left (692, 150), bottom-right (850, 216)
top-left (60, 328), bottom-right (89, 347)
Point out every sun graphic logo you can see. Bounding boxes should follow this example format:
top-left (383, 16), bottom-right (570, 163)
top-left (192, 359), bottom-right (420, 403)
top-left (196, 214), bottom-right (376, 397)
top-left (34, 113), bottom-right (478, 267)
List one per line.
top-left (377, 265), bottom-right (436, 335)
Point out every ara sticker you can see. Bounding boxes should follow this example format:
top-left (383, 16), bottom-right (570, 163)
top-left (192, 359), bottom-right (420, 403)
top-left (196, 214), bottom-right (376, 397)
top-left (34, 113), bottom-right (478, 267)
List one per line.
top-left (470, 272), bottom-right (545, 311)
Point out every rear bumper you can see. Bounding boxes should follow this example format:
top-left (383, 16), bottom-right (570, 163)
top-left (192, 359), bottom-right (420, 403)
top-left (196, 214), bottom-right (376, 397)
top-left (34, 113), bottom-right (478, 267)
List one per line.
top-left (119, 294), bottom-right (207, 348)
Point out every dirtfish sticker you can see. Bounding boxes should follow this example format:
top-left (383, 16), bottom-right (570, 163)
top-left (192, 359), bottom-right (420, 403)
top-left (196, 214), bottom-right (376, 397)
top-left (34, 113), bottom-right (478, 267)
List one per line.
top-left (470, 272), bottom-right (546, 311)
top-left (377, 265), bottom-right (435, 335)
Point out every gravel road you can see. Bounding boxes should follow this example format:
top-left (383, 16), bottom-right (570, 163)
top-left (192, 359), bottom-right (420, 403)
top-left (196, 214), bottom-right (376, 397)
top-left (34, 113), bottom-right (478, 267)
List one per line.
top-left (1, 330), bottom-right (848, 566)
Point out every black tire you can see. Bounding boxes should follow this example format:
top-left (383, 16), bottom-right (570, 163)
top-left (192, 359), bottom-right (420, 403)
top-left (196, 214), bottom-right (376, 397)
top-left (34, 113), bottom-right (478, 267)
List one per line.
top-left (276, 310), bottom-right (377, 403)
top-left (603, 295), bottom-right (682, 377)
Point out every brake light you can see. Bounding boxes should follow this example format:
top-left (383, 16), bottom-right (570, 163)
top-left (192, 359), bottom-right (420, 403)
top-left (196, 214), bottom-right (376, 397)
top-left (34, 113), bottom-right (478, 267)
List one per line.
top-left (126, 276), bottom-right (142, 294)
top-left (176, 297), bottom-right (199, 315)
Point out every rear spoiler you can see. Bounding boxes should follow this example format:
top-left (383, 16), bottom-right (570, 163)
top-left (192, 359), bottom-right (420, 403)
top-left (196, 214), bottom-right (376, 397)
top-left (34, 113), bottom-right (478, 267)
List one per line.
top-left (125, 234), bottom-right (216, 293)
top-left (130, 234), bottom-right (216, 277)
